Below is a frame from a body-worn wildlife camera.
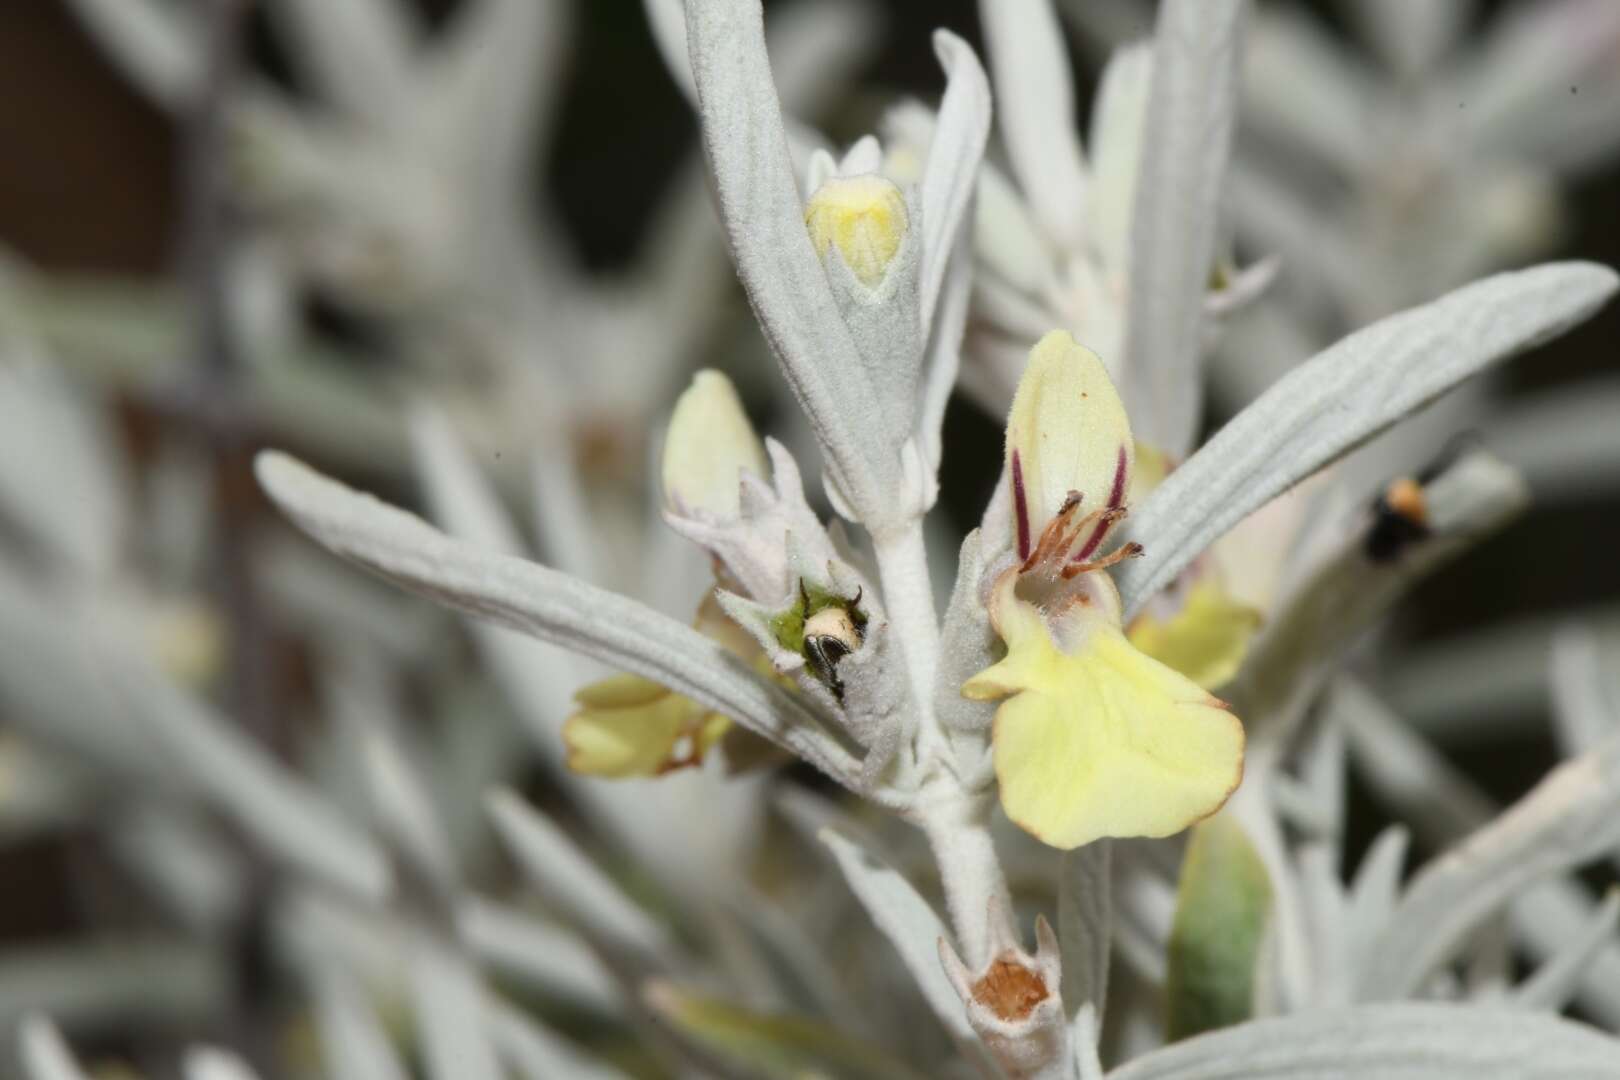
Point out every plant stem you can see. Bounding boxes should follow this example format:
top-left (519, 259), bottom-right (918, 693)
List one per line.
top-left (921, 800), bottom-right (1014, 968)
top-left (873, 516), bottom-right (1014, 965)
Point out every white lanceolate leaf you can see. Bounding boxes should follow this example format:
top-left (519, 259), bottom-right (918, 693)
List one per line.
top-left (0, 365), bottom-right (130, 577)
top-left (408, 936), bottom-right (502, 1080)
top-left (1120, 0), bottom-right (1246, 457)
top-left (1335, 678), bottom-right (1620, 1026)
top-left (684, 0), bottom-right (904, 526)
top-left (486, 789), bottom-right (674, 963)
top-left (0, 938), bottom-right (226, 1029)
top-left (1358, 729), bottom-right (1620, 1000)
top-left (1107, 1003), bottom-right (1620, 1079)
top-left (1486, 378), bottom-right (1620, 502)
top-left (1087, 43), bottom-right (1152, 276)
top-left (18, 1016), bottom-right (89, 1080)
top-left (818, 828), bottom-right (999, 1077)
top-left (325, 651), bottom-right (460, 895)
top-left (1549, 626), bottom-right (1620, 759)
top-left (182, 1049), bottom-right (260, 1080)
top-left (267, 0), bottom-right (417, 126)
top-left (1345, 0), bottom-right (1473, 77)
top-left (109, 636), bottom-right (393, 904)
top-left (1345, 826), bottom-right (1409, 962)
top-left (1059, 841), bottom-right (1113, 1025)
top-left (977, 0), bottom-right (1091, 248)
top-left (312, 967), bottom-right (409, 1080)
top-left (59, 0), bottom-right (202, 108)
top-left (918, 30), bottom-right (991, 330)
top-left (487, 998), bottom-right (629, 1080)
top-left (456, 897), bottom-right (620, 1010)
top-left (1513, 891), bottom-right (1620, 1013)
top-left (1116, 261), bottom-right (1619, 618)
top-left (255, 452), bottom-right (863, 786)
top-left (1242, 9), bottom-right (1370, 177)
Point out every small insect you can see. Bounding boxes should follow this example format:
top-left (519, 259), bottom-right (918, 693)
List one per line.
top-left (800, 582), bottom-right (865, 703)
top-left (1366, 475), bottom-right (1430, 563)
top-left (1364, 436), bottom-right (1478, 563)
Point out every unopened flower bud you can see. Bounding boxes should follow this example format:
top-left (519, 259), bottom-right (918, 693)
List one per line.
top-left (662, 370), bottom-right (768, 518)
top-left (804, 175), bottom-right (908, 288)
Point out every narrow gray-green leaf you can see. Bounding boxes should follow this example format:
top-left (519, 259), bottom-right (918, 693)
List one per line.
top-left (1117, 262), bottom-right (1619, 617)
top-left (1359, 730), bottom-right (1620, 999)
top-left (1513, 891), bottom-right (1620, 1013)
top-left (1059, 841), bottom-right (1112, 1025)
top-left (312, 968), bottom-right (409, 1080)
top-left (818, 828), bottom-right (998, 1076)
top-left (267, 0), bottom-right (416, 125)
top-left (977, 0), bottom-right (1091, 246)
top-left (1108, 1003), bottom-right (1620, 1079)
top-left (18, 1016), bottom-right (89, 1080)
top-left (685, 0), bottom-right (900, 524)
top-left (59, 0), bottom-right (202, 108)
top-left (1121, 0), bottom-right (1246, 456)
top-left (256, 451), bottom-right (860, 784)
top-left (486, 789), bottom-right (673, 962)
top-left (408, 936), bottom-right (502, 1080)
top-left (1549, 626), bottom-right (1620, 759)
top-left (487, 998), bottom-right (629, 1080)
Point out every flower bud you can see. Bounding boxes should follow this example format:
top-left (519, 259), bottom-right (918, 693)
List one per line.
top-left (804, 175), bottom-right (909, 288)
top-left (662, 370), bottom-right (768, 518)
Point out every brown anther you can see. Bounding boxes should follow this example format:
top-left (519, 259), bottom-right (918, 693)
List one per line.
top-left (1061, 541), bottom-right (1144, 579)
top-left (1383, 477), bottom-right (1427, 525)
top-left (971, 955), bottom-right (1049, 1022)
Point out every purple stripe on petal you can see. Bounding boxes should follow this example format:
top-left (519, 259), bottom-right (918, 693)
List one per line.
top-left (1012, 450), bottom-right (1031, 561)
top-left (1107, 446), bottom-right (1128, 508)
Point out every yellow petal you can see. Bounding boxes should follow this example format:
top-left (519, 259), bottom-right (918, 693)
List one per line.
top-left (978, 622), bottom-right (1244, 851)
top-left (1129, 580), bottom-right (1261, 691)
top-left (662, 370), bottom-right (769, 517)
top-left (565, 677), bottom-right (729, 778)
top-left (1005, 331), bottom-right (1135, 558)
top-left (804, 174), bottom-right (908, 287)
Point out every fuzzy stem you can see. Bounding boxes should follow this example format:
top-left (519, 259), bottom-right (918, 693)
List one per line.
top-left (922, 801), bottom-right (1015, 968)
top-left (871, 517), bottom-right (942, 755)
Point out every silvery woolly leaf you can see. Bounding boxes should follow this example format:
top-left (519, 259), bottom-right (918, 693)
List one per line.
top-left (918, 31), bottom-right (991, 330)
top-left (486, 789), bottom-right (674, 964)
top-left (0, 939), bottom-right (226, 1029)
top-left (267, 0), bottom-right (417, 126)
top-left (456, 898), bottom-right (620, 1010)
top-left (817, 829), bottom-right (1000, 1078)
top-left (1343, 0), bottom-right (1472, 77)
top-left (325, 651), bottom-right (459, 896)
top-left (1357, 726), bottom-right (1620, 1000)
top-left (1513, 891), bottom-right (1620, 1013)
top-left (1549, 626), bottom-right (1620, 759)
top-left (255, 452), bottom-right (862, 785)
top-left (18, 1016), bottom-right (88, 1080)
top-left (487, 998), bottom-right (628, 1080)
top-left (1486, 378), bottom-right (1620, 503)
top-left (1107, 1003), bottom-right (1620, 1079)
top-left (108, 636), bottom-right (392, 904)
top-left (1335, 679), bottom-right (1620, 1026)
top-left (1242, 9), bottom-right (1369, 178)
top-left (312, 967), bottom-right (409, 1080)
top-left (408, 937), bottom-right (502, 1080)
top-left (58, 0), bottom-right (201, 109)
top-left (977, 0), bottom-right (1091, 248)
top-left (1115, 262), bottom-right (1619, 618)
top-left (418, 0), bottom-right (568, 193)
top-left (684, 0), bottom-right (905, 526)
top-left (182, 1049), bottom-right (260, 1080)
top-left (644, 982), bottom-right (932, 1080)
top-left (1120, 0), bottom-right (1246, 458)
top-left (1059, 841), bottom-right (1112, 1026)
top-left (0, 365), bottom-right (130, 577)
